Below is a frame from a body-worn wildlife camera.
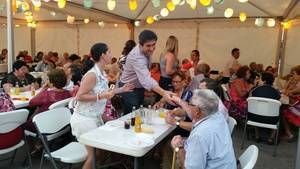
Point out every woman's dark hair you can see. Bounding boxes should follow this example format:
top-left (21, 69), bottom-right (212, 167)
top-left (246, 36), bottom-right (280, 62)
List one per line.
top-left (122, 40), bottom-right (136, 56)
top-left (150, 63), bottom-right (160, 71)
top-left (265, 66), bottom-right (273, 72)
top-left (82, 58), bottom-right (95, 74)
top-left (47, 69), bottom-right (67, 89)
top-left (171, 71), bottom-right (186, 81)
top-left (139, 30), bottom-right (157, 46)
top-left (70, 64), bottom-right (83, 85)
top-left (261, 72), bottom-right (274, 85)
top-left (192, 50), bottom-right (200, 57)
top-left (13, 60), bottom-right (27, 71)
top-left (69, 54), bottom-right (80, 62)
top-left (90, 43), bottom-right (108, 62)
top-left (236, 65), bottom-right (250, 78)
top-left (231, 48), bottom-right (239, 55)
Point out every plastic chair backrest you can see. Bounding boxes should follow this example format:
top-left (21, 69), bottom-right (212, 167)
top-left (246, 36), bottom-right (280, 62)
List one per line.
top-left (221, 84), bottom-right (231, 101)
top-left (32, 107), bottom-right (71, 134)
top-left (227, 116), bottom-right (237, 134)
top-left (49, 98), bottom-right (72, 110)
top-left (239, 145), bottom-right (259, 169)
top-left (247, 97), bottom-right (281, 117)
top-left (0, 109), bottom-right (29, 133)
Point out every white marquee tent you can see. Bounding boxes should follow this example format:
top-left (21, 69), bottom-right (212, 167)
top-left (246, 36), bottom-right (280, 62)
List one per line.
top-left (0, 0), bottom-right (300, 75)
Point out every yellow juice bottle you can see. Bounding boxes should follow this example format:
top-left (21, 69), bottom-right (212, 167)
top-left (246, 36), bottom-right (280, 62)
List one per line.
top-left (134, 114), bottom-right (142, 133)
top-left (15, 82), bottom-right (20, 95)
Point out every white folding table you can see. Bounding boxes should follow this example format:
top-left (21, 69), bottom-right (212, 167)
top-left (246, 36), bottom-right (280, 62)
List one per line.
top-left (11, 89), bottom-right (41, 109)
top-left (79, 112), bottom-right (176, 169)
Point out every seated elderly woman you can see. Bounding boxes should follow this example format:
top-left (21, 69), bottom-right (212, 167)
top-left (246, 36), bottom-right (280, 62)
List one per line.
top-left (1, 60), bottom-right (38, 93)
top-left (229, 65), bottom-right (253, 118)
top-left (154, 71), bottom-right (193, 137)
top-left (250, 72), bottom-right (281, 144)
top-left (170, 89), bottom-right (236, 169)
top-left (282, 65), bottom-right (300, 141)
top-left (26, 69), bottom-right (71, 132)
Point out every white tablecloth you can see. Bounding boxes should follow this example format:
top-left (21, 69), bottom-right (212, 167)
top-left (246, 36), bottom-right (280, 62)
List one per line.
top-left (11, 89), bottom-right (41, 109)
top-left (78, 111), bottom-right (176, 157)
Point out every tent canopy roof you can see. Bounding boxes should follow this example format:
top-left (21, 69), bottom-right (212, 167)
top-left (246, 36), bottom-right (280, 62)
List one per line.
top-left (0, 0), bottom-right (299, 23)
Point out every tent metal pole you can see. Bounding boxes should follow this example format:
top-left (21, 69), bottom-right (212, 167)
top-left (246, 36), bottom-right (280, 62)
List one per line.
top-left (276, 26), bottom-right (287, 77)
top-left (76, 25), bottom-right (80, 55)
top-left (135, 0), bottom-right (151, 20)
top-left (6, 0), bottom-right (14, 72)
top-left (282, 0), bottom-right (299, 20)
top-left (30, 28), bottom-right (36, 59)
top-left (195, 22), bottom-right (199, 50)
top-left (127, 23), bottom-right (135, 40)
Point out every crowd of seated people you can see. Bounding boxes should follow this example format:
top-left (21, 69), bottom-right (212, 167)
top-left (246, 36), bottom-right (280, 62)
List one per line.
top-left (1, 37), bottom-right (300, 169)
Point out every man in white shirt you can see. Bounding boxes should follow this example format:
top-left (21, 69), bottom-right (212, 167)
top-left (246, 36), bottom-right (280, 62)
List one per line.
top-left (223, 48), bottom-right (241, 78)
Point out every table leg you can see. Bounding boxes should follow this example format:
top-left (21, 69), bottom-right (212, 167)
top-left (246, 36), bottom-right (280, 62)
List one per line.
top-left (134, 157), bottom-right (139, 169)
top-left (296, 128), bottom-right (300, 169)
top-left (93, 148), bottom-right (97, 169)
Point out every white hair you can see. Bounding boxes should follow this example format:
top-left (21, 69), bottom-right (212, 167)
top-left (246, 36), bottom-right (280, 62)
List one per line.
top-left (191, 89), bottom-right (219, 116)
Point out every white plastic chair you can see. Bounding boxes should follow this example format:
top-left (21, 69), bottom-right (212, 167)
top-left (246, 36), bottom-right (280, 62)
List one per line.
top-left (238, 145), bottom-right (259, 169)
top-left (49, 97), bottom-right (72, 110)
top-left (33, 107), bottom-right (87, 169)
top-left (0, 109), bottom-right (32, 168)
top-left (227, 116), bottom-right (237, 135)
top-left (241, 97), bottom-right (281, 156)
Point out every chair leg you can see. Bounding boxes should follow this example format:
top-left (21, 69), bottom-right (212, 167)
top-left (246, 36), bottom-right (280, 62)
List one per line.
top-left (10, 149), bottom-right (17, 166)
top-left (39, 150), bottom-right (45, 169)
top-left (25, 140), bottom-right (33, 168)
top-left (241, 122), bottom-right (247, 149)
top-left (273, 128), bottom-right (280, 157)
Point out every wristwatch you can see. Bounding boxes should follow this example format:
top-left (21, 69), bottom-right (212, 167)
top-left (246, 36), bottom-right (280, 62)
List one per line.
top-left (176, 120), bottom-right (180, 126)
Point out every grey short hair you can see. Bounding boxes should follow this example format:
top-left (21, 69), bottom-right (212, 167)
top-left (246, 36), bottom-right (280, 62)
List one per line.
top-left (191, 89), bottom-right (219, 116)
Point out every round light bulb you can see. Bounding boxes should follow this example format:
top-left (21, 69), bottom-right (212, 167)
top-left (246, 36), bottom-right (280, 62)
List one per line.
top-left (32, 0), bottom-right (42, 7)
top-left (255, 18), bottom-right (264, 27)
top-left (84, 18), bottom-right (90, 24)
top-left (190, 0), bottom-right (197, 10)
top-left (172, 0), bottom-right (181, 5)
top-left (267, 18), bottom-right (276, 27)
top-left (107, 0), bottom-right (116, 11)
top-left (151, 0), bottom-right (160, 8)
top-left (134, 20), bottom-right (140, 27)
top-left (67, 15), bottom-right (75, 24)
top-left (199, 0), bottom-right (211, 7)
top-left (153, 14), bottom-right (161, 21)
top-left (282, 21), bottom-right (292, 29)
top-left (160, 8), bottom-right (169, 17)
top-left (50, 11), bottom-right (56, 16)
top-left (224, 8), bottom-right (233, 18)
top-left (84, 0), bottom-right (93, 8)
top-left (206, 6), bottom-right (214, 15)
top-left (239, 12), bottom-right (247, 22)
top-left (167, 2), bottom-right (175, 11)
top-left (146, 16), bottom-right (154, 24)
top-left (238, 0), bottom-right (248, 3)
top-left (58, 0), bottom-right (66, 8)
top-left (129, 0), bottom-right (138, 11)
top-left (26, 15), bottom-right (33, 22)
top-left (98, 21), bottom-right (105, 27)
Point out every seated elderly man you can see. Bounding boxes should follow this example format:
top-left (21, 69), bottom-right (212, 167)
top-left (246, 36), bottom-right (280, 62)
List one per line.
top-left (170, 89), bottom-right (236, 169)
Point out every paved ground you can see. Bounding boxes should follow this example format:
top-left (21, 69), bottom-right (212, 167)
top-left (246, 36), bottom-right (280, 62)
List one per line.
top-left (0, 124), bottom-right (297, 169)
